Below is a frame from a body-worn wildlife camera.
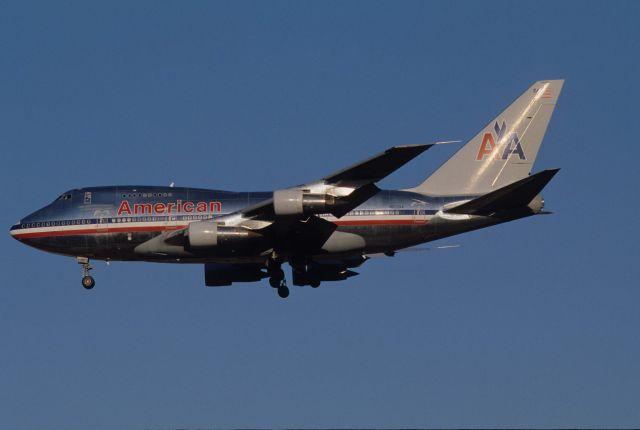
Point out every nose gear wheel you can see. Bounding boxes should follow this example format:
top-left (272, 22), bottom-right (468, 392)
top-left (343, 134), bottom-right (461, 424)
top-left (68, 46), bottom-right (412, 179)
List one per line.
top-left (77, 257), bottom-right (95, 290)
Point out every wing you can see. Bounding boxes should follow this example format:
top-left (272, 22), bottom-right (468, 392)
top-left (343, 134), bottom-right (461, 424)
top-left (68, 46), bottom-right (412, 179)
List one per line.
top-left (232, 143), bottom-right (432, 223)
top-left (137, 143), bottom-right (432, 257)
top-left (322, 144), bottom-right (433, 185)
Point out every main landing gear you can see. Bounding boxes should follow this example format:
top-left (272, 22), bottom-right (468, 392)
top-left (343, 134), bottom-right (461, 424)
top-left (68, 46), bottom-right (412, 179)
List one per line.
top-left (77, 257), bottom-right (95, 290)
top-left (267, 261), bottom-right (289, 299)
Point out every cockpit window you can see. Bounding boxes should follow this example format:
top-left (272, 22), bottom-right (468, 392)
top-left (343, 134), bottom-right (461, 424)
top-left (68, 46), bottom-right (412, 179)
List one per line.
top-left (56, 193), bottom-right (73, 201)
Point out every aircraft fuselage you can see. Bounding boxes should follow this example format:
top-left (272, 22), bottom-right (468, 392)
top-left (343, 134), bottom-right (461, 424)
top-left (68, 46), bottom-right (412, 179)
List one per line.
top-left (9, 185), bottom-right (502, 264)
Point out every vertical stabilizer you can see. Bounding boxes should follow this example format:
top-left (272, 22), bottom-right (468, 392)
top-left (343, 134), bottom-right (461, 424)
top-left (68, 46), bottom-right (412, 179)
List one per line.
top-left (409, 80), bottom-right (564, 196)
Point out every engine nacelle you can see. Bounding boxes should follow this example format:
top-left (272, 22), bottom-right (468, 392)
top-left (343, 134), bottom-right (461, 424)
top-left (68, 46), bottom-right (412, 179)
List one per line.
top-left (188, 222), bottom-right (219, 247)
top-left (187, 221), bottom-right (264, 251)
top-left (273, 189), bottom-right (336, 216)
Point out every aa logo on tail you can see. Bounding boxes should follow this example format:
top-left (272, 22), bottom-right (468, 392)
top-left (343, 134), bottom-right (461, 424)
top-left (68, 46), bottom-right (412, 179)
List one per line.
top-left (476, 121), bottom-right (526, 161)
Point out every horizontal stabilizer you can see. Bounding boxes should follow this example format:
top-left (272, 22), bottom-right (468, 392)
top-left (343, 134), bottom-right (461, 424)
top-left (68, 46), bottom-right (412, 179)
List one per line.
top-left (446, 168), bottom-right (560, 216)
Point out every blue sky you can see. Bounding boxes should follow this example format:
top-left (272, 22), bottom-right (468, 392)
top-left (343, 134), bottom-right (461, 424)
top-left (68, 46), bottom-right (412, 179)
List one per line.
top-left (1, 1), bottom-right (639, 428)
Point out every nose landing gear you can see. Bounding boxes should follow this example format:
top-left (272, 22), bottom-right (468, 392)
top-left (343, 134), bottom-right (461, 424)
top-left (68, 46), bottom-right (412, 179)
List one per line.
top-left (77, 257), bottom-right (95, 290)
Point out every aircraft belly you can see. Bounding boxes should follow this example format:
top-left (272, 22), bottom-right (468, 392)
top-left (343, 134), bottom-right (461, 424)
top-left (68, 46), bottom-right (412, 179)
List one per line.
top-left (336, 224), bottom-right (433, 252)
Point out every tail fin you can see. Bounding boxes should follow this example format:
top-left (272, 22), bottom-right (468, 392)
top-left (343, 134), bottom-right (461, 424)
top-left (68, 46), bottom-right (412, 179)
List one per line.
top-left (409, 80), bottom-right (564, 196)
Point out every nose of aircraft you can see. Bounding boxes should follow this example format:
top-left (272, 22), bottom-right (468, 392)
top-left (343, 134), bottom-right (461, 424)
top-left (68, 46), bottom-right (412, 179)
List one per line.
top-left (9, 220), bottom-right (22, 240)
top-left (10, 206), bottom-right (47, 243)
top-left (10, 198), bottom-right (70, 248)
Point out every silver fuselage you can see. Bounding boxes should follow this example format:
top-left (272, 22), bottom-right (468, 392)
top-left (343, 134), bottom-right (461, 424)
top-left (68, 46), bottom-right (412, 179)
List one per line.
top-left (9, 185), bottom-right (511, 264)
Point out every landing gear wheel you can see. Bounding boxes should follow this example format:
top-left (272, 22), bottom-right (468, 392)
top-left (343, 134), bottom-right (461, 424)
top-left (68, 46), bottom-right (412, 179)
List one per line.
top-left (277, 286), bottom-right (290, 298)
top-left (269, 277), bottom-right (281, 288)
top-left (81, 275), bottom-right (95, 290)
top-left (77, 257), bottom-right (95, 290)
top-left (310, 281), bottom-right (320, 289)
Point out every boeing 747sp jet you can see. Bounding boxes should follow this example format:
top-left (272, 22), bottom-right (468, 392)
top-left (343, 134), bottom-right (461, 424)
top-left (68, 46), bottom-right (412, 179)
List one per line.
top-left (10, 80), bottom-right (564, 298)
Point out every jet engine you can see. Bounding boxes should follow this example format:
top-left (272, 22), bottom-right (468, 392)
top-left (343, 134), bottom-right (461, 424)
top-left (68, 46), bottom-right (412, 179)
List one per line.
top-left (187, 221), bottom-right (265, 251)
top-left (273, 189), bottom-right (337, 216)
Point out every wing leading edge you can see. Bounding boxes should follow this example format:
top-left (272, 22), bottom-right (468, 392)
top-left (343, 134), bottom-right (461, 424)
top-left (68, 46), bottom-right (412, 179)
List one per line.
top-left (239, 143), bottom-right (433, 222)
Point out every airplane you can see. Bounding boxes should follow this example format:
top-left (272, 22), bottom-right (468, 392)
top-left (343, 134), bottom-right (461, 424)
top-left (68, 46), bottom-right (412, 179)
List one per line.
top-left (9, 80), bottom-right (564, 298)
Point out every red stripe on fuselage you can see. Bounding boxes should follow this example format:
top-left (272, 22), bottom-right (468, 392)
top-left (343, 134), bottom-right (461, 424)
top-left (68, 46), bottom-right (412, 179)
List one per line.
top-left (12, 225), bottom-right (189, 239)
top-left (12, 219), bottom-right (428, 239)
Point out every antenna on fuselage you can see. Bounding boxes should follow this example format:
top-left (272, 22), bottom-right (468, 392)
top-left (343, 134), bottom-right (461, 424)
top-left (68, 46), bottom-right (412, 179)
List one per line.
top-left (169, 182), bottom-right (175, 188)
